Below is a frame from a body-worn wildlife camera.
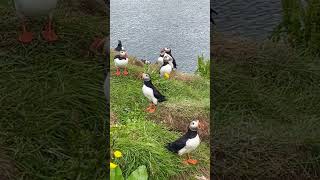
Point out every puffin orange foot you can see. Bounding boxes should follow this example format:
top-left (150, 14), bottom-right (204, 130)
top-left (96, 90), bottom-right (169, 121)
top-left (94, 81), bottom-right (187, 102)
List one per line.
top-left (187, 159), bottom-right (198, 165)
top-left (19, 31), bottom-right (33, 43)
top-left (148, 107), bottom-right (156, 113)
top-left (145, 106), bottom-right (151, 112)
top-left (115, 68), bottom-right (121, 76)
top-left (42, 21), bottom-right (58, 42)
top-left (123, 69), bottom-right (128, 76)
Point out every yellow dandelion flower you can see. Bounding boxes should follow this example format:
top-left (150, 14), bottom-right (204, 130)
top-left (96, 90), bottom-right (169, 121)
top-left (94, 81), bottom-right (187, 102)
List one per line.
top-left (110, 162), bottom-right (117, 169)
top-left (114, 150), bottom-right (123, 158)
top-left (164, 73), bottom-right (170, 79)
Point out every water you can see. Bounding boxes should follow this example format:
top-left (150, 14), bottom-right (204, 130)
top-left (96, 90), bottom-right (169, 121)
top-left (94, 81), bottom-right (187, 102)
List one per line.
top-left (212, 0), bottom-right (282, 40)
top-left (110, 0), bottom-right (210, 73)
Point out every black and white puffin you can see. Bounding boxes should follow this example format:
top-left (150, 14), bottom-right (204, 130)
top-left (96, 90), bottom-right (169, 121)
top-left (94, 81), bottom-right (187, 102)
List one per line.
top-left (159, 54), bottom-right (173, 79)
top-left (141, 59), bottom-right (151, 65)
top-left (166, 120), bottom-right (202, 165)
top-left (164, 47), bottom-right (177, 69)
top-left (141, 73), bottom-right (166, 113)
top-left (114, 49), bottom-right (129, 76)
top-left (115, 40), bottom-right (123, 52)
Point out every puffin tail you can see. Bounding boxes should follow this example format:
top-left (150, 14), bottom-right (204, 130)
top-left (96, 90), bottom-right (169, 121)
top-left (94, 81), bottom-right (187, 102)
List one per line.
top-left (158, 96), bottom-right (167, 102)
top-left (165, 143), bottom-right (174, 152)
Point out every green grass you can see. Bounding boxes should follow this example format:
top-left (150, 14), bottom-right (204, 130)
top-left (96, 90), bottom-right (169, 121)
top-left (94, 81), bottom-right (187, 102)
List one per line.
top-left (212, 39), bottom-right (320, 179)
top-left (271, 0), bottom-right (320, 55)
top-left (0, 2), bottom-right (108, 180)
top-left (110, 53), bottom-right (210, 179)
top-left (196, 55), bottom-right (210, 79)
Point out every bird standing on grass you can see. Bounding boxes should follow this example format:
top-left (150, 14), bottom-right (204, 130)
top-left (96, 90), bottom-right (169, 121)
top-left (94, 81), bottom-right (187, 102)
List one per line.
top-left (141, 73), bottom-right (166, 113)
top-left (114, 49), bottom-right (129, 76)
top-left (166, 120), bottom-right (202, 165)
top-left (164, 48), bottom-right (177, 69)
top-left (160, 54), bottom-right (173, 79)
top-left (14, 0), bottom-right (58, 43)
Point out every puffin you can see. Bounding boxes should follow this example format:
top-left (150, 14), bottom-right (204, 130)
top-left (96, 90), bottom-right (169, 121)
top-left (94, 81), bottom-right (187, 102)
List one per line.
top-left (156, 48), bottom-right (166, 65)
top-left (164, 48), bottom-right (177, 69)
top-left (166, 120), bottom-right (202, 165)
top-left (140, 59), bottom-right (151, 65)
top-left (141, 73), bottom-right (166, 113)
top-left (114, 49), bottom-right (129, 76)
top-left (14, 0), bottom-right (58, 43)
top-left (159, 54), bottom-right (173, 79)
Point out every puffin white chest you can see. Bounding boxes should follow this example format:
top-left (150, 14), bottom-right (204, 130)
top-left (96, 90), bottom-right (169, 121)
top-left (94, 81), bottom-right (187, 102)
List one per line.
top-left (157, 56), bottom-right (164, 65)
top-left (14, 0), bottom-right (58, 16)
top-left (114, 58), bottom-right (128, 68)
top-left (160, 64), bottom-right (172, 77)
top-left (142, 85), bottom-right (157, 104)
top-left (178, 134), bottom-right (201, 155)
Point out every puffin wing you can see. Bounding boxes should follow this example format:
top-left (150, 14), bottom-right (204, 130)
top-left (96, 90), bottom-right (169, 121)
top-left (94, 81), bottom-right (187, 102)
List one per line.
top-left (166, 136), bottom-right (188, 153)
top-left (152, 86), bottom-right (166, 102)
top-left (172, 57), bottom-right (177, 69)
top-left (145, 81), bottom-right (166, 102)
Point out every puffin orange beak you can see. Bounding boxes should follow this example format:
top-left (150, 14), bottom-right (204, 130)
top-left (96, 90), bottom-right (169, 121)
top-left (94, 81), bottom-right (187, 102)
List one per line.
top-left (140, 73), bottom-right (144, 79)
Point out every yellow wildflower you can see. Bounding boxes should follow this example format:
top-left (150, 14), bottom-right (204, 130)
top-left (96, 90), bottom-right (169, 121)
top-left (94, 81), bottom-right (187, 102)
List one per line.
top-left (114, 150), bottom-right (123, 158)
top-left (110, 162), bottom-right (117, 169)
top-left (164, 73), bottom-right (170, 79)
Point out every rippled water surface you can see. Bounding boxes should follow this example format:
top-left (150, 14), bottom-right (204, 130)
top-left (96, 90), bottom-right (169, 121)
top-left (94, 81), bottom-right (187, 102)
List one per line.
top-left (212, 0), bottom-right (282, 40)
top-left (111, 0), bottom-right (210, 73)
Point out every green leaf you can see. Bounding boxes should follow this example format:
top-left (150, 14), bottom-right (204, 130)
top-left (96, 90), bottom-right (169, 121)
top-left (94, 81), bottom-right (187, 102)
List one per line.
top-left (110, 166), bottom-right (125, 180)
top-left (127, 165), bottom-right (148, 180)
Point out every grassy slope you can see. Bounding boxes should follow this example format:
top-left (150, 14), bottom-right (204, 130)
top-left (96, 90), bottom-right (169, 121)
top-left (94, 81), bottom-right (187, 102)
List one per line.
top-left (0, 2), bottom-right (107, 180)
top-left (110, 53), bottom-right (210, 179)
top-left (212, 35), bottom-right (320, 179)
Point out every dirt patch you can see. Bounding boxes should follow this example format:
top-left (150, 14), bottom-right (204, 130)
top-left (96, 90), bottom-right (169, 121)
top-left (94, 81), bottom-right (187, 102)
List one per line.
top-left (110, 111), bottom-right (117, 126)
top-left (212, 33), bottom-right (259, 61)
top-left (149, 103), bottom-right (210, 141)
top-left (173, 71), bottom-right (202, 83)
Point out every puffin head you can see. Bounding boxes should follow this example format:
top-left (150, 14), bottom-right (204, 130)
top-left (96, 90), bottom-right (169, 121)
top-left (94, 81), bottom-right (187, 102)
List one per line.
top-left (164, 47), bottom-right (171, 54)
top-left (142, 73), bottom-right (151, 81)
top-left (189, 120), bottom-right (201, 131)
top-left (160, 48), bottom-right (166, 56)
top-left (119, 50), bottom-right (128, 58)
top-left (163, 54), bottom-right (171, 63)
